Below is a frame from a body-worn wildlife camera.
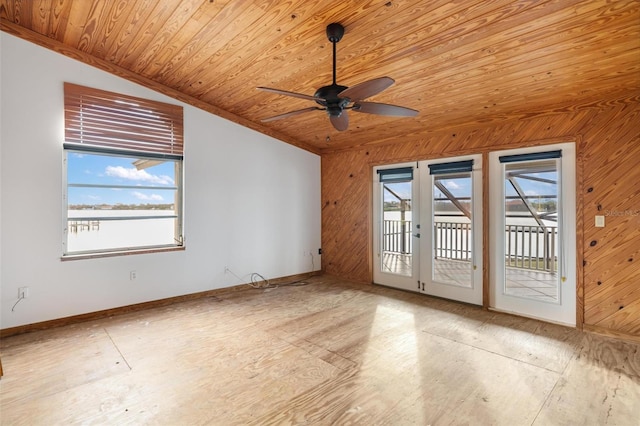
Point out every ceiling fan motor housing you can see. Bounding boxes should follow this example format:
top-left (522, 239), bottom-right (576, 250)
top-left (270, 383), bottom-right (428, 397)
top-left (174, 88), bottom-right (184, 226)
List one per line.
top-left (314, 84), bottom-right (349, 116)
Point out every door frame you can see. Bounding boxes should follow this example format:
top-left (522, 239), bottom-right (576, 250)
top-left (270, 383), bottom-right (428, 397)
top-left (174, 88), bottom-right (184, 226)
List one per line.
top-left (372, 161), bottom-right (420, 292)
top-left (418, 154), bottom-right (483, 305)
top-left (489, 142), bottom-right (577, 326)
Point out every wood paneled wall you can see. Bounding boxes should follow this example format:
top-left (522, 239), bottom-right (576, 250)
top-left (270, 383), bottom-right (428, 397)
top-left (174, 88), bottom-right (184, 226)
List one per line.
top-left (321, 93), bottom-right (640, 339)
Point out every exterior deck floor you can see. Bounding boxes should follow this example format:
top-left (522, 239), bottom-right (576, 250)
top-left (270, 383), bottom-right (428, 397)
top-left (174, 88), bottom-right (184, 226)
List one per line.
top-left (382, 252), bottom-right (558, 301)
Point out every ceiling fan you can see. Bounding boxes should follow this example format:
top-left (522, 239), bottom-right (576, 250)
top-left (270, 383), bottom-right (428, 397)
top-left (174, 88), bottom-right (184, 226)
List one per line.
top-left (257, 23), bottom-right (418, 132)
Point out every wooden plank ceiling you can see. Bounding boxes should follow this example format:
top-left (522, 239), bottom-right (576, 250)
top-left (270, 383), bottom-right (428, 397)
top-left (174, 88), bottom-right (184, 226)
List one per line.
top-left (1, 0), bottom-right (639, 153)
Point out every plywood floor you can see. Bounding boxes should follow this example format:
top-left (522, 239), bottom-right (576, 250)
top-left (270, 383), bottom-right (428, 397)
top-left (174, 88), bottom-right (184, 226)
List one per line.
top-left (1, 275), bottom-right (638, 425)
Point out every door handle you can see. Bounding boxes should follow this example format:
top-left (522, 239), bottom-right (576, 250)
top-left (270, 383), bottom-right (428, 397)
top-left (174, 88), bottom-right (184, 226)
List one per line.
top-left (414, 233), bottom-right (420, 238)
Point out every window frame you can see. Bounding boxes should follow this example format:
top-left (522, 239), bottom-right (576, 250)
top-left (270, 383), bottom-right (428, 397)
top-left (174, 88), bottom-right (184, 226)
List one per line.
top-left (62, 83), bottom-right (185, 260)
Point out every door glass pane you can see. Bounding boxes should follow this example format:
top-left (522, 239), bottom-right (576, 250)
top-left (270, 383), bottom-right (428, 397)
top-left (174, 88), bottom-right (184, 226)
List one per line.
top-left (504, 159), bottom-right (559, 302)
top-left (381, 181), bottom-right (412, 276)
top-left (433, 172), bottom-right (473, 287)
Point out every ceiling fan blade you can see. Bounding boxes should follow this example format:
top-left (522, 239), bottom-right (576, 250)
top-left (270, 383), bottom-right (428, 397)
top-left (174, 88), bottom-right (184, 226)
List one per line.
top-left (261, 107), bottom-right (322, 122)
top-left (330, 111), bottom-right (349, 131)
top-left (257, 87), bottom-right (321, 101)
top-left (353, 101), bottom-right (419, 117)
top-left (338, 77), bottom-right (395, 102)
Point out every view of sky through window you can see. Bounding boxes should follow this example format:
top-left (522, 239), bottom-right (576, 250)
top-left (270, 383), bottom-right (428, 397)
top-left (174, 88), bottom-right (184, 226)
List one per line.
top-left (383, 174), bottom-right (555, 204)
top-left (67, 152), bottom-right (176, 207)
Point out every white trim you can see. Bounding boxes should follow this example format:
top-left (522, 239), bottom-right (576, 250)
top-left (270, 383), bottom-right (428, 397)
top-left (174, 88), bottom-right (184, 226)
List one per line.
top-left (489, 142), bottom-right (576, 326)
top-left (419, 154), bottom-right (483, 305)
top-left (372, 162), bottom-right (420, 292)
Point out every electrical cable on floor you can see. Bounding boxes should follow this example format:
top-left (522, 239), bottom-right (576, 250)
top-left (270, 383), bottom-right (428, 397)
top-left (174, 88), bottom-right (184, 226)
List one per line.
top-left (249, 272), bottom-right (311, 289)
top-left (226, 268), bottom-right (310, 290)
top-left (249, 272), bottom-right (270, 289)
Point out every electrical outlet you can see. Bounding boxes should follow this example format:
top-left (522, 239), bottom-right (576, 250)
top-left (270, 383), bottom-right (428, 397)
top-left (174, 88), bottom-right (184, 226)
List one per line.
top-left (130, 270), bottom-right (137, 280)
top-left (18, 286), bottom-right (29, 299)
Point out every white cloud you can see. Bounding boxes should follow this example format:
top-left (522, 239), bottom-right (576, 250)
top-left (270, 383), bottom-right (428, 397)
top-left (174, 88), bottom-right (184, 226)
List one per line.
top-left (444, 180), bottom-right (461, 190)
top-left (105, 166), bottom-right (174, 185)
top-left (131, 191), bottom-right (164, 201)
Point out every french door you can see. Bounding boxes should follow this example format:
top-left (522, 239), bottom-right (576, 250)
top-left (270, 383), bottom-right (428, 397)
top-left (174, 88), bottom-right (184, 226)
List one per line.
top-left (489, 143), bottom-right (576, 326)
top-left (372, 163), bottom-right (420, 291)
top-left (373, 155), bottom-right (482, 305)
top-left (374, 145), bottom-right (575, 324)
top-left (419, 156), bottom-right (483, 305)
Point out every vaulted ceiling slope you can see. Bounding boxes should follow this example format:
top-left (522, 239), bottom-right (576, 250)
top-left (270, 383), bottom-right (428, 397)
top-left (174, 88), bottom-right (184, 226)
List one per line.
top-left (1, 1), bottom-right (639, 153)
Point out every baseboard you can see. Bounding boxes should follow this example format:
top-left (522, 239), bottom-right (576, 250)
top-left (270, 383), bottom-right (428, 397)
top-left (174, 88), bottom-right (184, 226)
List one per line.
top-left (0, 271), bottom-right (322, 339)
top-left (583, 324), bottom-right (640, 344)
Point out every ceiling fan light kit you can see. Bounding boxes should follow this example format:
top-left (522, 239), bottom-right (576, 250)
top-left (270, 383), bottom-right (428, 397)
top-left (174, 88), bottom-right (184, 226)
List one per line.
top-left (257, 23), bottom-right (418, 131)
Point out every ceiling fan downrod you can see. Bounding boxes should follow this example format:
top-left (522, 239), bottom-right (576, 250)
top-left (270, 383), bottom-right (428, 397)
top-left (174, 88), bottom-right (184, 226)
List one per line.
top-left (326, 23), bottom-right (344, 85)
top-left (313, 23), bottom-right (349, 119)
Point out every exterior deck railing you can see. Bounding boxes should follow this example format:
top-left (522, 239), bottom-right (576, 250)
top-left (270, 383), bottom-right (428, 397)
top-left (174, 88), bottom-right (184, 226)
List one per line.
top-left (383, 220), bottom-right (412, 254)
top-left (434, 222), bottom-right (471, 261)
top-left (382, 220), bottom-right (558, 272)
top-left (505, 224), bottom-right (557, 272)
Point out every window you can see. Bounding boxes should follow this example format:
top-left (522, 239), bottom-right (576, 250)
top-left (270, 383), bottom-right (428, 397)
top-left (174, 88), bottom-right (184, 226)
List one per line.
top-left (63, 83), bottom-right (184, 257)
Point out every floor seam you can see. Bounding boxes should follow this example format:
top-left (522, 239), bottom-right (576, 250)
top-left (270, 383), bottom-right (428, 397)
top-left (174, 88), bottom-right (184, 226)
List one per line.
top-left (103, 327), bottom-right (132, 371)
top-left (530, 342), bottom-right (579, 425)
top-left (529, 374), bottom-right (563, 426)
top-left (420, 328), bottom-right (565, 374)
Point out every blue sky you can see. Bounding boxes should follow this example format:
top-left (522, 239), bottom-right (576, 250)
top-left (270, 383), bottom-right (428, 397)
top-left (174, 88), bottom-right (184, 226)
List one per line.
top-left (384, 171), bottom-right (557, 203)
top-left (384, 178), bottom-right (472, 202)
top-left (506, 171), bottom-right (557, 198)
top-left (67, 152), bottom-right (176, 205)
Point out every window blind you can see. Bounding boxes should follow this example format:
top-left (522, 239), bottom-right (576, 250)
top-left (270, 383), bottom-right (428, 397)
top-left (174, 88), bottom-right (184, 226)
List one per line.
top-left (64, 83), bottom-right (184, 158)
top-left (377, 167), bottom-right (413, 183)
top-left (428, 160), bottom-right (473, 175)
top-left (499, 150), bottom-right (561, 163)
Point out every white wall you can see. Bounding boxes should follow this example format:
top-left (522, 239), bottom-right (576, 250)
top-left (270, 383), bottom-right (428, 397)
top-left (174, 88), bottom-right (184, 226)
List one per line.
top-left (0, 33), bottom-right (321, 329)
